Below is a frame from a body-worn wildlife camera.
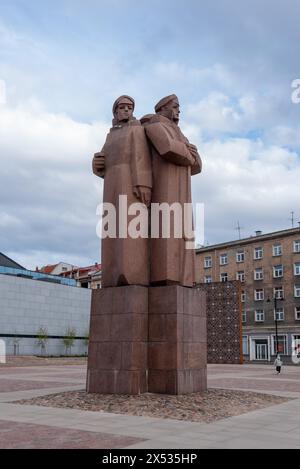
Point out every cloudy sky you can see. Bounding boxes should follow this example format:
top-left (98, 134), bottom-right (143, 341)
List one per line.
top-left (1, 0), bottom-right (300, 269)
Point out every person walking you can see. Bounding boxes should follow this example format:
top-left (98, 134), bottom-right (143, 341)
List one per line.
top-left (274, 354), bottom-right (283, 374)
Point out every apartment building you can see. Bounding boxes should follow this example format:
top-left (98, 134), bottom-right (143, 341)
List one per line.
top-left (196, 227), bottom-right (300, 363)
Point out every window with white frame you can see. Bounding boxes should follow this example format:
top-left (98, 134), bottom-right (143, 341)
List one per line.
top-left (204, 275), bottom-right (212, 284)
top-left (274, 307), bottom-right (284, 321)
top-left (273, 265), bottom-right (283, 278)
top-left (242, 336), bottom-right (248, 354)
top-left (255, 289), bottom-right (264, 301)
top-left (295, 285), bottom-right (300, 297)
top-left (242, 310), bottom-right (246, 323)
top-left (294, 240), bottom-right (300, 253)
top-left (255, 310), bottom-right (265, 322)
top-left (220, 273), bottom-right (228, 282)
top-left (236, 251), bottom-right (245, 263)
top-left (236, 271), bottom-right (245, 282)
top-left (274, 286), bottom-right (284, 299)
top-left (241, 290), bottom-right (246, 303)
top-left (272, 335), bottom-right (287, 355)
top-left (254, 268), bottom-right (264, 280)
top-left (204, 256), bottom-right (212, 268)
top-left (254, 247), bottom-right (263, 259)
top-left (220, 254), bottom-right (228, 265)
top-left (295, 306), bottom-right (300, 320)
top-left (294, 262), bottom-right (300, 276)
top-left (273, 244), bottom-right (282, 256)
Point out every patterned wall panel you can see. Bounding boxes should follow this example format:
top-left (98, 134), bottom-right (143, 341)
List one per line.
top-left (197, 281), bottom-right (243, 364)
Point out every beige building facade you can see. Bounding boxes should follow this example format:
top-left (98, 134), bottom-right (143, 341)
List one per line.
top-left (196, 227), bottom-right (300, 363)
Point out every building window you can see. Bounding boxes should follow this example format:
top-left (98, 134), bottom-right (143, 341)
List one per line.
top-left (273, 244), bottom-right (282, 256)
top-left (242, 336), bottom-right (248, 354)
top-left (254, 268), bottom-right (264, 280)
top-left (272, 335), bottom-right (287, 355)
top-left (61, 267), bottom-right (68, 272)
top-left (242, 310), bottom-right (246, 324)
top-left (274, 286), bottom-right (284, 299)
top-left (236, 271), bottom-right (245, 282)
top-left (220, 254), bottom-right (228, 265)
top-left (274, 307), bottom-right (284, 321)
top-left (295, 285), bottom-right (300, 297)
top-left (97, 283), bottom-right (101, 289)
top-left (254, 247), bottom-right (263, 260)
top-left (294, 262), bottom-right (300, 276)
top-left (295, 307), bottom-right (300, 320)
top-left (220, 273), bottom-right (228, 282)
top-left (255, 289), bottom-right (264, 301)
top-left (236, 251), bottom-right (245, 263)
top-left (241, 290), bottom-right (246, 303)
top-left (255, 310), bottom-right (265, 322)
top-left (294, 240), bottom-right (300, 253)
top-left (204, 275), bottom-right (212, 284)
top-left (273, 265), bottom-right (283, 278)
top-left (204, 256), bottom-right (212, 268)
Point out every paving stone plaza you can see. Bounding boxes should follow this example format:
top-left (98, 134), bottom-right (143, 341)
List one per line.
top-left (0, 361), bottom-right (300, 449)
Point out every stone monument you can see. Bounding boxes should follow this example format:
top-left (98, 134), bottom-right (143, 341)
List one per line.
top-left (87, 94), bottom-right (207, 395)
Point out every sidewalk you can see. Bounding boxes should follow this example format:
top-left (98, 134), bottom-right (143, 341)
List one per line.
top-left (0, 362), bottom-right (299, 449)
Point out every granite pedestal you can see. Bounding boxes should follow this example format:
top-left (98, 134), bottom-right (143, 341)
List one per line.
top-left (87, 285), bottom-right (207, 395)
top-left (87, 285), bottom-right (148, 394)
top-left (148, 286), bottom-right (207, 394)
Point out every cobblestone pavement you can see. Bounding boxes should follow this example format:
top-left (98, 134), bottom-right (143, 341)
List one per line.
top-left (0, 360), bottom-right (299, 448)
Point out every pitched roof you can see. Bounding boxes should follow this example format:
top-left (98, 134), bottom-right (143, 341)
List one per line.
top-left (39, 264), bottom-right (59, 274)
top-left (0, 252), bottom-right (25, 269)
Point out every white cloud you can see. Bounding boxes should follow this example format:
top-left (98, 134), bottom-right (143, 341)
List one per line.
top-left (0, 99), bottom-right (108, 269)
top-left (190, 136), bottom-right (300, 244)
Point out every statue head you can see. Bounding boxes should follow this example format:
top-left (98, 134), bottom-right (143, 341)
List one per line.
top-left (154, 94), bottom-right (180, 124)
top-left (112, 95), bottom-right (135, 124)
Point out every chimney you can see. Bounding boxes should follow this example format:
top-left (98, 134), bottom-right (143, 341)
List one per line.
top-left (255, 230), bottom-right (262, 236)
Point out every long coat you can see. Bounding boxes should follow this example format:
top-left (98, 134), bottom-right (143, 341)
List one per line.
top-left (93, 118), bottom-right (152, 287)
top-left (141, 114), bottom-right (202, 287)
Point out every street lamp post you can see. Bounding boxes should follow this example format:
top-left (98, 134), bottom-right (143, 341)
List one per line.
top-left (274, 295), bottom-right (278, 355)
top-left (267, 295), bottom-right (283, 356)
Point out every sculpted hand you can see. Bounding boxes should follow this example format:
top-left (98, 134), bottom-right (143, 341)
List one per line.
top-left (93, 152), bottom-right (105, 175)
top-left (133, 186), bottom-right (151, 207)
top-left (186, 143), bottom-right (198, 161)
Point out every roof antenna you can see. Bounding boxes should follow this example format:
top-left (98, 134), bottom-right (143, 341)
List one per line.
top-left (290, 211), bottom-right (295, 228)
top-left (235, 221), bottom-right (243, 240)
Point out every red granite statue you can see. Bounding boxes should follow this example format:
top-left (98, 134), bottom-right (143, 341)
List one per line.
top-left (92, 95), bottom-right (152, 287)
top-left (141, 94), bottom-right (202, 287)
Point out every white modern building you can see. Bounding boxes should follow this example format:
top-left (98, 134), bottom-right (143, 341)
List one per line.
top-left (0, 253), bottom-right (91, 356)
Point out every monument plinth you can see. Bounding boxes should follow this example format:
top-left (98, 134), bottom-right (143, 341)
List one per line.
top-left (148, 286), bottom-right (207, 394)
top-left (87, 286), bottom-right (148, 394)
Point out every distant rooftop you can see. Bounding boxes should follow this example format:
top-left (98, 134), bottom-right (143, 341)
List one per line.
top-left (196, 226), bottom-right (300, 253)
top-left (0, 252), bottom-right (25, 270)
top-left (0, 265), bottom-right (76, 286)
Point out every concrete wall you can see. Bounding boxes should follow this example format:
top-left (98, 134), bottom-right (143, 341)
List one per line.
top-left (0, 274), bottom-right (91, 356)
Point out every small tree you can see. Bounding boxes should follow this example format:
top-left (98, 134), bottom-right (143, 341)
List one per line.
top-left (12, 336), bottom-right (21, 356)
top-left (83, 329), bottom-right (89, 356)
top-left (35, 327), bottom-right (49, 356)
top-left (11, 330), bottom-right (21, 356)
top-left (62, 326), bottom-right (76, 355)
